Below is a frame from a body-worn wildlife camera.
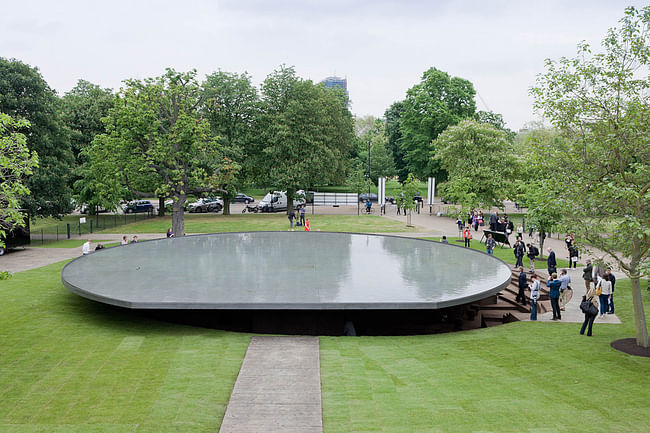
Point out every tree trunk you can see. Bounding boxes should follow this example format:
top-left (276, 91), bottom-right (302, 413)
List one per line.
top-left (223, 197), bottom-right (231, 216)
top-left (539, 229), bottom-right (546, 258)
top-left (286, 187), bottom-right (295, 216)
top-left (407, 210), bottom-right (412, 227)
top-left (158, 196), bottom-right (165, 217)
top-left (172, 196), bottom-right (186, 237)
top-left (630, 276), bottom-right (649, 347)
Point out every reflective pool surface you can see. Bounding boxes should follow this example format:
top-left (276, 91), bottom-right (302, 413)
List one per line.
top-left (61, 232), bottom-right (512, 309)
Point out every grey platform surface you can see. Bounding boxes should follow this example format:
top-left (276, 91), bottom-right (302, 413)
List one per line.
top-left (61, 231), bottom-right (512, 310)
top-left (219, 336), bottom-right (322, 433)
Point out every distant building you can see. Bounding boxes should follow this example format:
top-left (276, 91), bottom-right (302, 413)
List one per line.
top-left (320, 76), bottom-right (348, 96)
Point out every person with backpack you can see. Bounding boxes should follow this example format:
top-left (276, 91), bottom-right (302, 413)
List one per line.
top-left (527, 243), bottom-right (539, 273)
top-left (580, 284), bottom-right (600, 336)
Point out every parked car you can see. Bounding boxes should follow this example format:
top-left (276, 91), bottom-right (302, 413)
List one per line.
top-left (123, 200), bottom-right (154, 213)
top-left (187, 197), bottom-right (223, 213)
top-left (359, 193), bottom-right (378, 202)
top-left (80, 204), bottom-right (108, 214)
top-left (413, 192), bottom-right (424, 203)
top-left (232, 193), bottom-right (254, 204)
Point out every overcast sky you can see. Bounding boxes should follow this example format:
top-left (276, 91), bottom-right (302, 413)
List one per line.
top-left (1, 0), bottom-right (645, 130)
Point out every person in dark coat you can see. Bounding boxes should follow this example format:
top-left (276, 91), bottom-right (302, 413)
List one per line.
top-left (606, 268), bottom-right (616, 314)
top-left (516, 267), bottom-right (528, 305)
top-left (547, 272), bottom-right (562, 320)
top-left (582, 259), bottom-right (593, 291)
top-left (489, 212), bottom-right (498, 232)
top-left (580, 285), bottom-right (599, 336)
top-left (547, 247), bottom-right (557, 276)
top-left (568, 242), bottom-right (578, 268)
top-left (513, 238), bottom-right (526, 268)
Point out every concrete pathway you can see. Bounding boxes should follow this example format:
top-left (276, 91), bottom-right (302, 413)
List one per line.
top-left (219, 336), bottom-right (322, 433)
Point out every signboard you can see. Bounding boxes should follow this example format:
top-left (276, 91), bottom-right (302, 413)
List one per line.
top-left (80, 217), bottom-right (86, 224)
top-left (378, 177), bottom-right (386, 205)
top-left (427, 177), bottom-right (435, 206)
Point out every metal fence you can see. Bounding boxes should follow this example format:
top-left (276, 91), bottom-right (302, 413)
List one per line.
top-left (30, 211), bottom-right (157, 245)
top-left (312, 192), bottom-right (358, 206)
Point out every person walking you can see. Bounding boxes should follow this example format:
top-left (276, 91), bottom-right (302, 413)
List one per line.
top-left (606, 268), bottom-right (616, 314)
top-left (547, 273), bottom-right (562, 320)
top-left (288, 211), bottom-right (295, 230)
top-left (463, 226), bottom-right (472, 248)
top-left (596, 274), bottom-right (612, 318)
top-left (485, 234), bottom-right (496, 255)
top-left (579, 285), bottom-right (600, 336)
top-left (558, 269), bottom-right (571, 311)
top-left (547, 247), bottom-right (557, 276)
top-left (526, 243), bottom-right (539, 273)
top-left (513, 238), bottom-right (526, 268)
top-left (583, 259), bottom-right (593, 291)
top-left (530, 274), bottom-right (540, 321)
top-left (516, 267), bottom-right (528, 306)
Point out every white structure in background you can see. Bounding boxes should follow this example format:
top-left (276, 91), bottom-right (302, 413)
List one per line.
top-left (427, 177), bottom-right (435, 213)
top-left (378, 177), bottom-right (386, 209)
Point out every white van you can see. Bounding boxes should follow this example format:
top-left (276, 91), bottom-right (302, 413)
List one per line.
top-left (258, 191), bottom-right (306, 212)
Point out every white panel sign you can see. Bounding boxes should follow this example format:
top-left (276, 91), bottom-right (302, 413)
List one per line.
top-left (79, 217), bottom-right (86, 224)
top-left (427, 177), bottom-right (435, 206)
top-left (378, 177), bottom-right (386, 205)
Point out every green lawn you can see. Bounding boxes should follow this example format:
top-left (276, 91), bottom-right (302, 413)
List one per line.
top-left (0, 261), bottom-right (250, 432)
top-left (31, 239), bottom-right (113, 248)
top-left (320, 278), bottom-right (650, 432)
top-left (1, 257), bottom-right (648, 431)
top-left (97, 213), bottom-right (419, 235)
top-left (423, 236), bottom-right (572, 269)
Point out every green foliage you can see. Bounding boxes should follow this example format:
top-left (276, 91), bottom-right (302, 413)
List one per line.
top-left (475, 110), bottom-right (516, 141)
top-left (0, 58), bottom-right (74, 217)
top-left (251, 65), bottom-right (355, 212)
top-left (89, 68), bottom-right (221, 236)
top-left (352, 117), bottom-right (396, 183)
top-left (0, 270), bottom-right (12, 280)
top-left (434, 119), bottom-right (517, 211)
top-left (0, 113), bottom-right (39, 247)
top-left (384, 101), bottom-right (408, 182)
top-left (399, 67), bottom-right (476, 179)
top-left (531, 5), bottom-right (650, 345)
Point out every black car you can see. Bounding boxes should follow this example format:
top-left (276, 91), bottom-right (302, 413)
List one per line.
top-left (359, 193), bottom-right (378, 202)
top-left (232, 193), bottom-right (254, 204)
top-left (123, 200), bottom-right (154, 213)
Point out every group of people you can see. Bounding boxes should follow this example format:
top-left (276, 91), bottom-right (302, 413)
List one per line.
top-left (288, 205), bottom-right (310, 231)
top-left (81, 234), bottom-right (139, 255)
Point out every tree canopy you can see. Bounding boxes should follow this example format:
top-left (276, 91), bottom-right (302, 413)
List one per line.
top-left (433, 119), bottom-right (517, 211)
top-left (0, 113), bottom-right (38, 245)
top-left (531, 5), bottom-right (650, 347)
top-left (399, 67), bottom-right (476, 179)
top-left (0, 58), bottom-right (73, 217)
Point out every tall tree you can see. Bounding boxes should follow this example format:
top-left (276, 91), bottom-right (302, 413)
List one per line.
top-left (353, 118), bottom-right (396, 183)
top-left (89, 69), bottom-right (221, 236)
top-left (0, 113), bottom-right (38, 246)
top-left (0, 58), bottom-right (74, 217)
top-left (433, 119), bottom-right (517, 211)
top-left (252, 65), bottom-right (354, 214)
top-left (399, 68), bottom-right (476, 179)
top-left (201, 71), bottom-right (258, 214)
top-left (384, 101), bottom-right (408, 182)
top-left (531, 5), bottom-right (650, 347)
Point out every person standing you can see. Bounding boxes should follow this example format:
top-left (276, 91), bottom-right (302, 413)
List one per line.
top-left (517, 223), bottom-right (524, 239)
top-left (513, 238), bottom-right (526, 268)
top-left (583, 259), bottom-right (593, 291)
top-left (530, 274), bottom-right (540, 320)
top-left (547, 247), bottom-right (557, 276)
top-left (463, 226), bottom-right (472, 248)
top-left (579, 285), bottom-right (600, 336)
top-left (606, 268), bottom-right (616, 314)
top-left (485, 234), bottom-right (496, 255)
top-left (596, 274), bottom-right (612, 318)
top-left (559, 269), bottom-right (571, 311)
top-left (489, 211), bottom-right (498, 232)
top-left (527, 243), bottom-right (539, 273)
top-left (299, 205), bottom-right (306, 226)
top-left (288, 211), bottom-right (295, 230)
top-left (547, 273), bottom-right (562, 320)
top-left (304, 218), bottom-right (311, 231)
top-left (568, 242), bottom-right (579, 268)
top-left (516, 267), bottom-right (528, 305)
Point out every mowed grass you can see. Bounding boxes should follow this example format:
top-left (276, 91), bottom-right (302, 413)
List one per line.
top-left (0, 261), bottom-right (250, 432)
top-left (31, 239), bottom-right (113, 248)
top-left (98, 213), bottom-right (418, 235)
top-left (320, 278), bottom-right (650, 432)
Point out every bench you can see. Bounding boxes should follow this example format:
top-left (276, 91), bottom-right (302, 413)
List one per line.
top-left (480, 230), bottom-right (511, 247)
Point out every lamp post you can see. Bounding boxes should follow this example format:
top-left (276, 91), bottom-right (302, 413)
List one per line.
top-left (367, 138), bottom-right (371, 198)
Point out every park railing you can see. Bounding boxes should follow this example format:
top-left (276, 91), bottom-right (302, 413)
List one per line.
top-left (30, 210), bottom-right (157, 245)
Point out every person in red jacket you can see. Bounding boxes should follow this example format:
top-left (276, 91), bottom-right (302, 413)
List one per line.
top-left (463, 226), bottom-right (472, 247)
top-left (304, 219), bottom-right (311, 231)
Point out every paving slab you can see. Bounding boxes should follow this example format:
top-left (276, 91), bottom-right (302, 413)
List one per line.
top-left (219, 336), bottom-right (322, 433)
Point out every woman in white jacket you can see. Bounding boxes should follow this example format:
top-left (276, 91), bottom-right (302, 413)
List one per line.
top-left (597, 274), bottom-right (612, 317)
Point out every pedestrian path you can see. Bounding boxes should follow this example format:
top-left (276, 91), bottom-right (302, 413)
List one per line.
top-left (219, 336), bottom-right (323, 433)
